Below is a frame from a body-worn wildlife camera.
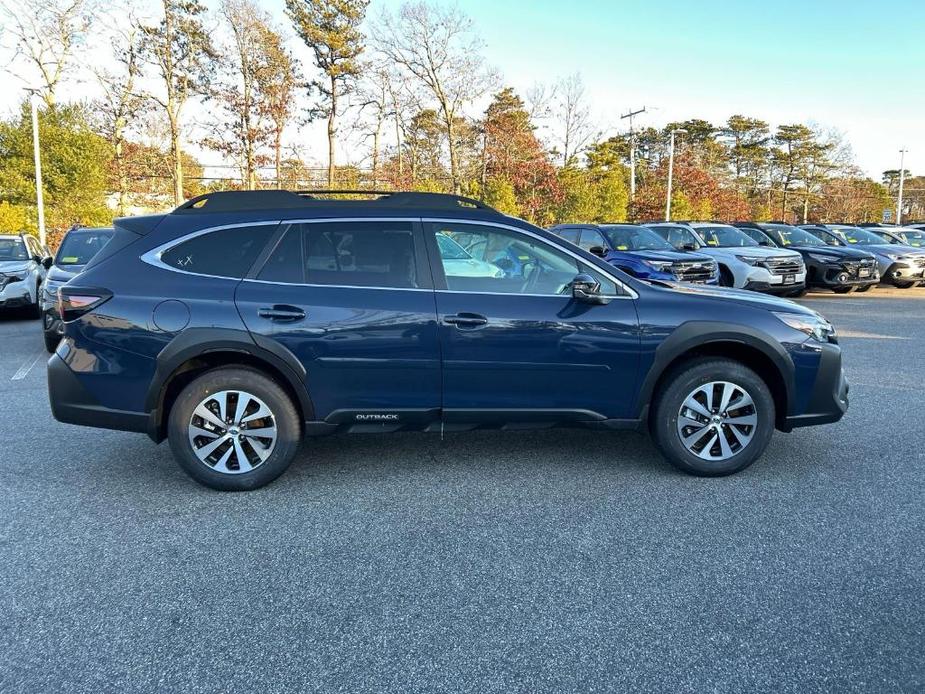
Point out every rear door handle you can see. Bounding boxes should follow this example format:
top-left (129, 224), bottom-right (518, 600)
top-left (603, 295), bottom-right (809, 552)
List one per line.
top-left (443, 312), bottom-right (489, 328)
top-left (258, 305), bottom-right (305, 322)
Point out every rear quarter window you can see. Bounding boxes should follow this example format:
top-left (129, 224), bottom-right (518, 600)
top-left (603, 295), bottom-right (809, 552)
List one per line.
top-left (161, 224), bottom-right (277, 278)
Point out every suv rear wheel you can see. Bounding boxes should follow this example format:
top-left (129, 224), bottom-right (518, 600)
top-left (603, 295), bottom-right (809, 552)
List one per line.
top-left (167, 367), bottom-right (302, 491)
top-left (651, 358), bottom-right (775, 476)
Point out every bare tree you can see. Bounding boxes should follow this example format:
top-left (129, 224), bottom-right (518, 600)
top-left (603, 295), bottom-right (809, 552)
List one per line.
top-left (1, 0), bottom-right (97, 107)
top-left (553, 72), bottom-right (594, 167)
top-left (256, 25), bottom-right (299, 189)
top-left (373, 1), bottom-right (497, 193)
top-left (94, 20), bottom-right (146, 215)
top-left (138, 0), bottom-right (216, 205)
top-left (286, 0), bottom-right (368, 187)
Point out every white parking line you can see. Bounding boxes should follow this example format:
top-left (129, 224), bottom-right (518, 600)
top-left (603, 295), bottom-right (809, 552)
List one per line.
top-left (11, 351), bottom-right (45, 381)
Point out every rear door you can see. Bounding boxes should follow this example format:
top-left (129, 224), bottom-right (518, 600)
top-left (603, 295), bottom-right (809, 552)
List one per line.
top-left (425, 219), bottom-right (641, 423)
top-left (236, 219), bottom-right (441, 426)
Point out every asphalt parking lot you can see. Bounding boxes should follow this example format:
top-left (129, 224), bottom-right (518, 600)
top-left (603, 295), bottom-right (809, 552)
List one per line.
top-left (1, 289), bottom-right (923, 693)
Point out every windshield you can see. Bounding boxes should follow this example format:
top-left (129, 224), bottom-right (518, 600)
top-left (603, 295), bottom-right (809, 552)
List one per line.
top-left (762, 224), bottom-right (826, 247)
top-left (897, 229), bottom-right (925, 247)
top-left (601, 225), bottom-right (673, 251)
top-left (829, 226), bottom-right (886, 245)
top-left (0, 237), bottom-right (29, 261)
top-left (436, 232), bottom-right (471, 260)
top-left (55, 229), bottom-right (114, 266)
top-left (695, 225), bottom-right (758, 248)
top-left (648, 225), bottom-right (702, 250)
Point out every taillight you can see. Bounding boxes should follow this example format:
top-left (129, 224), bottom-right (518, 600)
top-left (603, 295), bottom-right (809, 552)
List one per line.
top-left (58, 287), bottom-right (113, 322)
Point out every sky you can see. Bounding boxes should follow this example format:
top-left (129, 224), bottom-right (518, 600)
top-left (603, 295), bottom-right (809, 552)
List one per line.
top-left (390, 0), bottom-right (923, 178)
top-left (3, 0), bottom-right (923, 179)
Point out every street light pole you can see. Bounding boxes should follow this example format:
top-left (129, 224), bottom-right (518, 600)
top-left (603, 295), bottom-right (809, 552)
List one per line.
top-left (620, 106), bottom-right (646, 204)
top-left (665, 128), bottom-right (687, 221)
top-left (29, 93), bottom-right (46, 247)
top-left (896, 149), bottom-right (907, 225)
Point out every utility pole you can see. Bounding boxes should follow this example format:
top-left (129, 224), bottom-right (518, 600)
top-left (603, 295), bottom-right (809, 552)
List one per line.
top-left (620, 106), bottom-right (646, 205)
top-left (665, 128), bottom-right (687, 221)
top-left (897, 149), bottom-right (908, 225)
top-left (28, 92), bottom-right (46, 246)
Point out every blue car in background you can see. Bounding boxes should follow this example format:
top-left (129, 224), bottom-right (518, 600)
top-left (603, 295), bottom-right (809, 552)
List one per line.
top-left (549, 223), bottom-right (718, 284)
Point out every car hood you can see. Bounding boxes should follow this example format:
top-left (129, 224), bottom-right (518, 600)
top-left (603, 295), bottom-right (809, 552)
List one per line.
top-left (613, 249), bottom-right (698, 262)
top-left (696, 246), bottom-right (801, 259)
top-left (0, 261), bottom-right (31, 274)
top-left (790, 245), bottom-right (874, 260)
top-left (856, 243), bottom-right (925, 257)
top-left (46, 265), bottom-right (82, 283)
top-left (654, 281), bottom-right (816, 316)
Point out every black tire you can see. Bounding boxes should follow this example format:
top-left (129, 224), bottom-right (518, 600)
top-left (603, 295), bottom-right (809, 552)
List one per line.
top-left (167, 367), bottom-right (302, 491)
top-left (855, 284), bottom-right (873, 293)
top-left (832, 286), bottom-right (854, 294)
top-left (893, 281), bottom-right (915, 289)
top-left (718, 266), bottom-right (734, 287)
top-left (787, 287), bottom-right (808, 298)
top-left (43, 330), bottom-right (60, 353)
top-left (650, 357), bottom-right (776, 477)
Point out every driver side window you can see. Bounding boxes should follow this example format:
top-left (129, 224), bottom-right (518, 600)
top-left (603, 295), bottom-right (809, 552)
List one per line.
top-left (428, 222), bottom-right (617, 296)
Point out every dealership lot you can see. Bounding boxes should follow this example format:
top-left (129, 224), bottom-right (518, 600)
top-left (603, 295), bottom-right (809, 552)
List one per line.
top-left (1, 291), bottom-right (923, 693)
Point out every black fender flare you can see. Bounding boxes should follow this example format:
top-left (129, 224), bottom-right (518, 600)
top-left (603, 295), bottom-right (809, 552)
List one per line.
top-left (145, 327), bottom-right (314, 431)
top-left (634, 321), bottom-right (796, 418)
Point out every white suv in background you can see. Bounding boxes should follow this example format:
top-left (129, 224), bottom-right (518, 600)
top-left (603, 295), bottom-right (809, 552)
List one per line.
top-left (0, 234), bottom-right (52, 317)
top-left (649, 222), bottom-right (806, 296)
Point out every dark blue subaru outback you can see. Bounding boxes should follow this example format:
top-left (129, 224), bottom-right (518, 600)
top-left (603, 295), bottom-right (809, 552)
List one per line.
top-left (48, 191), bottom-right (848, 490)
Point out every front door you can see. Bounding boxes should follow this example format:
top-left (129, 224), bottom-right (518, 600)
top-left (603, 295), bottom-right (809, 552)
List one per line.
top-left (425, 220), bottom-right (641, 422)
top-left (236, 219), bottom-right (441, 426)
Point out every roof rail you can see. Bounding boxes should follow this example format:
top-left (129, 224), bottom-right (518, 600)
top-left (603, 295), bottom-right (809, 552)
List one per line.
top-left (172, 189), bottom-right (497, 214)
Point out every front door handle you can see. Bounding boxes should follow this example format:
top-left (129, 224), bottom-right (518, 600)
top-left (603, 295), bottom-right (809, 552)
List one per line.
top-left (258, 305), bottom-right (305, 322)
top-left (443, 312), bottom-right (489, 328)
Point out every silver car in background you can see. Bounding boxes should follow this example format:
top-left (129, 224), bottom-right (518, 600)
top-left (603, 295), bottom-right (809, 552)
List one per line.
top-left (0, 234), bottom-right (52, 317)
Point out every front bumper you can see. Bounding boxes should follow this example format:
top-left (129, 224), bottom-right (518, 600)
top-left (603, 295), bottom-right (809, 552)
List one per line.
top-left (782, 342), bottom-right (848, 431)
top-left (885, 262), bottom-right (925, 285)
top-left (811, 264), bottom-right (879, 289)
top-left (744, 280), bottom-right (806, 295)
top-left (0, 278), bottom-right (32, 309)
top-left (48, 350), bottom-right (150, 434)
top-left (742, 266), bottom-right (807, 294)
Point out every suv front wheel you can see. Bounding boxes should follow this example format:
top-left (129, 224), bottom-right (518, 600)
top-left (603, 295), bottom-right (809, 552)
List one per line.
top-left (651, 358), bottom-right (775, 476)
top-left (167, 367), bottom-right (302, 491)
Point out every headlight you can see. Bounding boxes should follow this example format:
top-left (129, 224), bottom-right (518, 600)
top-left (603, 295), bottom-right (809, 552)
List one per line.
top-left (643, 260), bottom-right (674, 272)
top-left (773, 311), bottom-right (836, 343)
top-left (807, 253), bottom-right (839, 264)
top-left (735, 255), bottom-right (763, 265)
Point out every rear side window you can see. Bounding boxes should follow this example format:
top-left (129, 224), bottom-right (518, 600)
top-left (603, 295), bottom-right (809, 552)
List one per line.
top-left (161, 224), bottom-right (277, 278)
top-left (304, 222), bottom-right (418, 288)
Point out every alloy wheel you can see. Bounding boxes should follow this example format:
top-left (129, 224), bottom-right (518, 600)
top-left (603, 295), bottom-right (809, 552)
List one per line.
top-left (676, 381), bottom-right (757, 461)
top-left (187, 390), bottom-right (277, 474)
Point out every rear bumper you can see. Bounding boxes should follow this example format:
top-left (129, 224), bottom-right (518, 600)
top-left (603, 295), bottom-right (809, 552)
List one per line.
top-left (48, 352), bottom-right (150, 434)
top-left (781, 343), bottom-right (848, 431)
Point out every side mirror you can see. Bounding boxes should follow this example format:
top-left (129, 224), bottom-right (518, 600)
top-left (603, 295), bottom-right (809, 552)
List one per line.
top-left (42, 256), bottom-right (53, 269)
top-left (588, 245), bottom-right (606, 257)
top-left (571, 273), bottom-right (610, 305)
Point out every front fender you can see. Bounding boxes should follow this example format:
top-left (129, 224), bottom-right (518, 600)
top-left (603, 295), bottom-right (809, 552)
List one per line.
top-left (634, 320), bottom-right (796, 419)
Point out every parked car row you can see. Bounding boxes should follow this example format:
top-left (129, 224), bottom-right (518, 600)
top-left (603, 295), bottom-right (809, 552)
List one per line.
top-left (544, 220), bottom-right (925, 296)
top-left (42, 190), bottom-right (850, 490)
